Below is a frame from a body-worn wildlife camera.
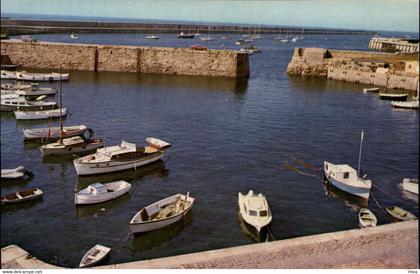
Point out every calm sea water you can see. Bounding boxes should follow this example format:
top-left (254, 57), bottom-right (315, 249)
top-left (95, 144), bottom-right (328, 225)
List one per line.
top-left (1, 33), bottom-right (418, 267)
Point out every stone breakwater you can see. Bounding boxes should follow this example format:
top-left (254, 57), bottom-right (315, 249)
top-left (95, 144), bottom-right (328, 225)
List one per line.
top-left (0, 40), bottom-right (249, 78)
top-left (287, 48), bottom-right (419, 91)
top-left (1, 19), bottom-right (376, 36)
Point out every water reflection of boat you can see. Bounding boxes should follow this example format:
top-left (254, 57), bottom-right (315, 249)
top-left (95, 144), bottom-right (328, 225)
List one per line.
top-left (238, 211), bottom-right (269, 243)
top-left (324, 181), bottom-right (368, 208)
top-left (75, 193), bottom-right (131, 219)
top-left (130, 210), bottom-right (193, 251)
top-left (75, 160), bottom-right (168, 191)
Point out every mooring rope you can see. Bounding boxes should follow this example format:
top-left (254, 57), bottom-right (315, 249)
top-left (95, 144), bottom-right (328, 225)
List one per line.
top-left (112, 231), bottom-right (132, 250)
top-left (372, 184), bottom-right (418, 208)
top-left (266, 227), bottom-right (276, 241)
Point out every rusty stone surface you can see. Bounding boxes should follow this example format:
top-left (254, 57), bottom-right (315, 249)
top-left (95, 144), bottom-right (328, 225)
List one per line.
top-left (287, 47), bottom-right (419, 91)
top-left (0, 39), bottom-right (249, 78)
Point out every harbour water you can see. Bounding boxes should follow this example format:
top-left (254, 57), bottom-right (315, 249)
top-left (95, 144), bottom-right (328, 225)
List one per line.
top-left (1, 33), bottom-right (418, 267)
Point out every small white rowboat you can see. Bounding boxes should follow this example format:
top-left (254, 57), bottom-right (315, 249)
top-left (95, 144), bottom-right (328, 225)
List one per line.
top-left (386, 206), bottom-right (417, 221)
top-left (129, 192), bottom-right (194, 234)
top-left (358, 208), bottom-right (377, 228)
top-left (1, 188), bottom-right (43, 204)
top-left (75, 181), bottom-right (132, 205)
top-left (79, 244), bottom-right (111, 268)
top-left (363, 87), bottom-right (380, 93)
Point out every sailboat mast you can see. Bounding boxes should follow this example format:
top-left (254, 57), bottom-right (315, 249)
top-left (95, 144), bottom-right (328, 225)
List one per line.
top-left (357, 130), bottom-right (364, 178)
top-left (59, 66), bottom-right (63, 144)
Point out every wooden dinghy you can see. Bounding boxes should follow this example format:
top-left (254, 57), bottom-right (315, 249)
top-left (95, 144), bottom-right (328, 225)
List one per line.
top-left (79, 244), bottom-right (111, 268)
top-left (1, 166), bottom-right (32, 179)
top-left (378, 93), bottom-right (408, 101)
top-left (1, 188), bottom-right (43, 204)
top-left (129, 192), bottom-right (194, 234)
top-left (358, 208), bottom-right (377, 228)
top-left (75, 181), bottom-right (132, 205)
top-left (386, 206), bottom-right (417, 221)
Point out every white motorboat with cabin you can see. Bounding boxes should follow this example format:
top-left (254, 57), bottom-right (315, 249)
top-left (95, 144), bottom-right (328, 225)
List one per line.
top-left (75, 181), bottom-right (132, 205)
top-left (358, 208), bottom-right (377, 228)
top-left (1, 166), bottom-right (32, 180)
top-left (1, 94), bottom-right (57, 112)
top-left (40, 136), bottom-right (104, 156)
top-left (73, 140), bottom-right (165, 175)
top-left (79, 244), bottom-right (111, 268)
top-left (386, 206), bottom-right (417, 221)
top-left (70, 33), bottom-right (78, 39)
top-left (14, 108), bottom-right (67, 120)
top-left (23, 125), bottom-right (89, 140)
top-left (129, 192), bottom-right (194, 234)
top-left (16, 71), bottom-right (69, 82)
top-left (324, 131), bottom-right (372, 200)
top-left (238, 190), bottom-right (272, 233)
top-left (403, 178), bottom-right (418, 195)
top-left (1, 188), bottom-right (43, 205)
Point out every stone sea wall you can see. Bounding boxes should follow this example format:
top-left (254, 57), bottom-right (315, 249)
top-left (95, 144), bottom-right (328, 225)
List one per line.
top-left (287, 48), bottom-right (419, 91)
top-left (0, 40), bottom-right (249, 78)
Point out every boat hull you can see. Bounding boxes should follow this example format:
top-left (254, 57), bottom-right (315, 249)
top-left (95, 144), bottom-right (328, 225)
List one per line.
top-left (23, 126), bottom-right (88, 140)
top-left (73, 152), bottom-right (164, 175)
top-left (14, 108), bottom-right (66, 120)
top-left (324, 162), bottom-right (371, 200)
top-left (16, 73), bottom-right (69, 82)
top-left (129, 195), bottom-right (194, 234)
top-left (1, 104), bottom-right (57, 112)
top-left (40, 141), bottom-right (104, 156)
top-left (378, 94), bottom-right (408, 101)
top-left (391, 101), bottom-right (419, 109)
top-left (75, 183), bottom-right (131, 205)
top-left (403, 179), bottom-right (418, 195)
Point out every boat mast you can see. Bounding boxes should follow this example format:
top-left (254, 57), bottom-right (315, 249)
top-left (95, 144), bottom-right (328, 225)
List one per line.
top-left (59, 65), bottom-right (63, 144)
top-left (357, 130), bottom-right (364, 178)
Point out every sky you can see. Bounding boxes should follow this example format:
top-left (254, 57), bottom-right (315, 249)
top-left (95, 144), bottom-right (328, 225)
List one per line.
top-left (1, 0), bottom-right (419, 33)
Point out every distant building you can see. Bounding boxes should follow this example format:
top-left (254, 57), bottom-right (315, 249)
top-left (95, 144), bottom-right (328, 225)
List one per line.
top-left (368, 37), bottom-right (419, 53)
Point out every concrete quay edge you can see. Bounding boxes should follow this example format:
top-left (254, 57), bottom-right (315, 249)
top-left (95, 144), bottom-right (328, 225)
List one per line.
top-left (2, 220), bottom-right (418, 269)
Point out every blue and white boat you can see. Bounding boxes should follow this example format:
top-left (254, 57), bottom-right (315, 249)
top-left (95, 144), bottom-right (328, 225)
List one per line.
top-left (324, 131), bottom-right (372, 200)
